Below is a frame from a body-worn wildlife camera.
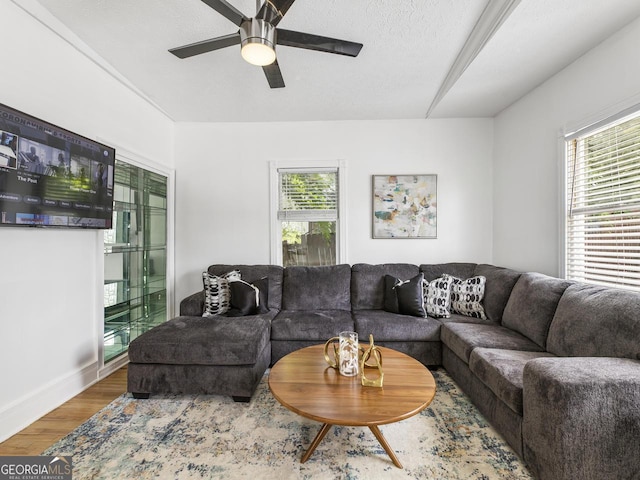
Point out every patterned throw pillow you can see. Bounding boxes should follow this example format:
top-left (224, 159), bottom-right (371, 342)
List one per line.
top-left (447, 274), bottom-right (487, 319)
top-left (423, 275), bottom-right (453, 318)
top-left (202, 270), bottom-right (241, 317)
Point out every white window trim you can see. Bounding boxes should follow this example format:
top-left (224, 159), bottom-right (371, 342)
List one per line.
top-left (269, 159), bottom-right (347, 266)
top-left (559, 102), bottom-right (640, 288)
top-left (559, 94), bottom-right (640, 278)
top-left (557, 132), bottom-right (568, 278)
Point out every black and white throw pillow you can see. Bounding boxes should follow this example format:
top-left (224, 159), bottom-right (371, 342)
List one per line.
top-left (423, 275), bottom-right (453, 318)
top-left (202, 269), bottom-right (241, 317)
top-left (447, 274), bottom-right (487, 319)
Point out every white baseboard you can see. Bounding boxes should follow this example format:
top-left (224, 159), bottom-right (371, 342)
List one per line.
top-left (0, 362), bottom-right (99, 443)
top-left (99, 354), bottom-right (128, 380)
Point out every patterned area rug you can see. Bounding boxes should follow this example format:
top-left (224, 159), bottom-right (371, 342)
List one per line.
top-left (44, 369), bottom-right (533, 479)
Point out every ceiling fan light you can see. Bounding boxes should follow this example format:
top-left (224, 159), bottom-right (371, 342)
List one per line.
top-left (239, 18), bottom-right (277, 66)
top-left (241, 41), bottom-right (276, 66)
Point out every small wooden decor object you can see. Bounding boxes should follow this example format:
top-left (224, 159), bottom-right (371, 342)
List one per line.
top-left (360, 334), bottom-right (384, 387)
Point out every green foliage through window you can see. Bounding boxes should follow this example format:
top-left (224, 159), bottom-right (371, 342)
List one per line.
top-left (278, 170), bottom-right (338, 267)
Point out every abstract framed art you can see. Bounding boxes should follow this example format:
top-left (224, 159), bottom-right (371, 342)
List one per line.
top-left (372, 174), bottom-right (437, 239)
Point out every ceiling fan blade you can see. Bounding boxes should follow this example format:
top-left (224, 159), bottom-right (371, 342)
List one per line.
top-left (256, 0), bottom-right (296, 26)
top-left (263, 60), bottom-right (285, 88)
top-left (169, 32), bottom-right (241, 59)
top-left (276, 29), bottom-right (363, 57)
top-left (200, 0), bottom-right (248, 26)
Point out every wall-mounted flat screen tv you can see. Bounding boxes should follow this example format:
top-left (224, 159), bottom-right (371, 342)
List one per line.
top-left (0, 103), bottom-right (115, 228)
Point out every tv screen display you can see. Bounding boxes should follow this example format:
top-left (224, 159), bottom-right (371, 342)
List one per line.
top-left (0, 103), bottom-right (115, 228)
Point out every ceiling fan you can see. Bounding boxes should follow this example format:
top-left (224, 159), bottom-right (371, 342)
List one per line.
top-left (169, 0), bottom-right (363, 88)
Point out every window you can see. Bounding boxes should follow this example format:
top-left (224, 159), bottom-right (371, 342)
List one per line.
top-left (271, 162), bottom-right (346, 267)
top-left (565, 110), bottom-right (640, 291)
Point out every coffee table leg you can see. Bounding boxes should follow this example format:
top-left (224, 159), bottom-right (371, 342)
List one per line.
top-left (369, 425), bottom-right (403, 469)
top-left (301, 423), bottom-right (333, 463)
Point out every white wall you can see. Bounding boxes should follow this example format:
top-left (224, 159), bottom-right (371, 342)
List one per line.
top-left (0, 2), bottom-right (174, 441)
top-left (493, 16), bottom-right (640, 276)
top-left (174, 118), bottom-right (494, 305)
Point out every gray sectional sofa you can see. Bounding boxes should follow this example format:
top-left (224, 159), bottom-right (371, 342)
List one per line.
top-left (127, 262), bottom-right (640, 480)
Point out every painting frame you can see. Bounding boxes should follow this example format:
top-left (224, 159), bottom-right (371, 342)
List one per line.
top-left (372, 174), bottom-right (437, 239)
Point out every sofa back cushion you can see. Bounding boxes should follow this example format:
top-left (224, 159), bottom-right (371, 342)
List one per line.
top-left (547, 283), bottom-right (640, 359)
top-left (502, 273), bottom-right (573, 349)
top-left (473, 264), bottom-right (521, 322)
top-left (208, 264), bottom-right (283, 311)
top-left (282, 264), bottom-right (352, 311)
top-left (351, 263), bottom-right (419, 310)
top-left (420, 262), bottom-right (477, 282)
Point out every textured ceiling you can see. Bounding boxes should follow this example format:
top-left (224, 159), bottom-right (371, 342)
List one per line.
top-left (431, 0), bottom-right (640, 117)
top-left (23, 0), bottom-right (640, 122)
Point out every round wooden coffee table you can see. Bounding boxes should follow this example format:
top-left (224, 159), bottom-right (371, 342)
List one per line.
top-left (268, 344), bottom-right (436, 468)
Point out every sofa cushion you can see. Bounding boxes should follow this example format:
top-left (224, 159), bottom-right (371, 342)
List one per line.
top-left (271, 310), bottom-right (354, 341)
top-left (353, 309), bottom-right (441, 342)
top-left (208, 264), bottom-right (283, 311)
top-left (469, 348), bottom-right (556, 415)
top-left (384, 273), bottom-right (426, 317)
top-left (501, 273), bottom-right (573, 349)
top-left (547, 283), bottom-right (640, 359)
top-left (473, 264), bottom-right (521, 322)
top-left (351, 263), bottom-right (419, 310)
top-left (128, 315), bottom-right (272, 366)
top-left (439, 313), bottom-right (497, 325)
top-left (441, 322), bottom-right (545, 364)
top-left (420, 262), bottom-right (477, 282)
top-left (522, 356), bottom-right (640, 480)
top-left (202, 269), bottom-right (241, 316)
top-left (282, 265), bottom-right (351, 311)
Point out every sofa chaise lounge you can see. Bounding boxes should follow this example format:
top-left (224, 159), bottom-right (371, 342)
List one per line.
top-left (127, 262), bottom-right (640, 480)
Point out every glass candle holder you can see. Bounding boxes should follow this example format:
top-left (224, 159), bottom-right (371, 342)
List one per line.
top-left (339, 331), bottom-right (359, 377)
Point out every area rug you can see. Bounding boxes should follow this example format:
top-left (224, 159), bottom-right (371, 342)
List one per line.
top-left (44, 369), bottom-right (533, 479)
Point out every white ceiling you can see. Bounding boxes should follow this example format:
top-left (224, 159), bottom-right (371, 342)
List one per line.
top-left (27, 0), bottom-right (640, 122)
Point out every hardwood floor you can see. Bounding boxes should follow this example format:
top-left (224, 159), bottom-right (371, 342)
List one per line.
top-left (0, 366), bottom-right (128, 455)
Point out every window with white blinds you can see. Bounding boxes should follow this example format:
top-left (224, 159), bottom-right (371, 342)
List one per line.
top-left (278, 169), bottom-right (338, 221)
top-left (565, 110), bottom-right (640, 291)
top-left (274, 167), bottom-right (341, 267)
